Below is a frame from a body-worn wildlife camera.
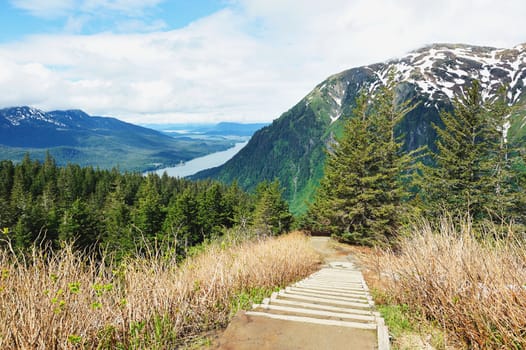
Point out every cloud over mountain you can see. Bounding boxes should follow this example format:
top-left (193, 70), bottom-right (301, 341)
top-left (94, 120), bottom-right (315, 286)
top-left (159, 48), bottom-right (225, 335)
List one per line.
top-left (1, 0), bottom-right (526, 123)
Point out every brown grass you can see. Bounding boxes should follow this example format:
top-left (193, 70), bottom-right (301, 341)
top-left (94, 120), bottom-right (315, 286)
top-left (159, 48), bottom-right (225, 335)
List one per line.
top-left (0, 231), bottom-right (320, 349)
top-left (370, 217), bottom-right (526, 349)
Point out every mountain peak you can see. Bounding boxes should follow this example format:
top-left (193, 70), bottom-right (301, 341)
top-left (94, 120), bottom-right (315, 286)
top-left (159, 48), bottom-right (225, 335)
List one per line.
top-left (0, 106), bottom-right (66, 127)
top-left (374, 42), bottom-right (526, 104)
top-left (196, 42), bottom-right (526, 214)
top-left (414, 43), bottom-right (501, 54)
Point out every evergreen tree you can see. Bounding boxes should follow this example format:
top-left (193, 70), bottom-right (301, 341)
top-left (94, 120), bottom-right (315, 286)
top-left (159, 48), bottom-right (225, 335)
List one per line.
top-left (0, 152), bottom-right (264, 255)
top-left (484, 87), bottom-right (519, 221)
top-left (305, 79), bottom-right (414, 245)
top-left (418, 80), bottom-right (515, 221)
top-left (102, 181), bottom-right (133, 256)
top-left (13, 201), bottom-right (47, 250)
top-left (10, 164), bottom-right (33, 222)
top-left (0, 160), bottom-right (14, 200)
top-left (58, 198), bottom-right (101, 249)
top-left (252, 180), bottom-right (293, 236)
top-left (163, 188), bottom-right (199, 249)
top-left (196, 183), bottom-right (226, 239)
top-left (57, 165), bottom-right (81, 205)
top-left (223, 180), bottom-right (252, 229)
top-left (132, 175), bottom-right (165, 238)
top-left (0, 161), bottom-right (15, 234)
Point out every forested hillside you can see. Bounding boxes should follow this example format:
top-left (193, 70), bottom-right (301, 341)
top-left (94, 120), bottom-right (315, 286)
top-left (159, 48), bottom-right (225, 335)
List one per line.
top-left (194, 43), bottom-right (526, 214)
top-left (0, 153), bottom-right (292, 258)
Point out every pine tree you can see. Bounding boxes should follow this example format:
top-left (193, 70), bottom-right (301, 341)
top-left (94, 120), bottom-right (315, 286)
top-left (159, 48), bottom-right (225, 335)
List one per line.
top-left (102, 181), bottom-right (133, 257)
top-left (304, 94), bottom-right (371, 238)
top-left (222, 180), bottom-right (251, 228)
top-left (196, 183), bottom-right (226, 239)
top-left (419, 80), bottom-right (514, 222)
top-left (305, 78), bottom-right (414, 245)
top-left (0, 160), bottom-right (14, 201)
top-left (163, 188), bottom-right (200, 250)
top-left (58, 198), bottom-right (101, 249)
top-left (252, 180), bottom-right (293, 236)
top-left (132, 175), bottom-right (165, 238)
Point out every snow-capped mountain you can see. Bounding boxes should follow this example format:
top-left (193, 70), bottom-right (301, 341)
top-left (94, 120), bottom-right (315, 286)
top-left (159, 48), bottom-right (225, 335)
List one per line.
top-left (382, 43), bottom-right (525, 103)
top-left (0, 106), bottom-right (164, 148)
top-left (195, 43), bottom-right (526, 213)
top-left (311, 43), bottom-right (526, 125)
top-left (0, 107), bottom-right (232, 171)
top-left (1, 106), bottom-right (67, 128)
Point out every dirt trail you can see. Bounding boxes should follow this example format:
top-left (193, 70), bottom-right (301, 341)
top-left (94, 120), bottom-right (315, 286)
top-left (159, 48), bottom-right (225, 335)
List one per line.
top-left (212, 236), bottom-right (386, 350)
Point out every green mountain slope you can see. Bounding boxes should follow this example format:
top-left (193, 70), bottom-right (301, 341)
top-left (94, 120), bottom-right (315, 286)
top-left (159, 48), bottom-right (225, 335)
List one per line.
top-left (194, 43), bottom-right (526, 214)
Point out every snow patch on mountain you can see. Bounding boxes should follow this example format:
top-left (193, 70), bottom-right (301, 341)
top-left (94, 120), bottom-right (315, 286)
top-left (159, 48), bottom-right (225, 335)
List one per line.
top-left (372, 44), bottom-right (526, 106)
top-left (297, 43), bottom-right (526, 131)
top-left (2, 107), bottom-right (66, 127)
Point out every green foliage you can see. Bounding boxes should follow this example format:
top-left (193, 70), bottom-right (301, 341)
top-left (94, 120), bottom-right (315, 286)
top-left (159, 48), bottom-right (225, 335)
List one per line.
top-left (194, 93), bottom-right (334, 216)
top-left (377, 303), bottom-right (414, 337)
top-left (417, 81), bottom-right (525, 224)
top-left (0, 154), bottom-right (292, 259)
top-left (229, 286), bottom-right (280, 316)
top-left (304, 77), bottom-right (414, 245)
top-left (132, 175), bottom-right (165, 238)
top-left (163, 188), bottom-right (200, 249)
top-left (59, 198), bottom-right (101, 249)
top-left (252, 180), bottom-right (293, 236)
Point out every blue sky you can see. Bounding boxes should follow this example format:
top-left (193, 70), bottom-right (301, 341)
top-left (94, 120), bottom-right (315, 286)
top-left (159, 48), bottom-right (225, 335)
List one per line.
top-left (0, 1), bottom-right (226, 41)
top-left (0, 0), bottom-right (525, 124)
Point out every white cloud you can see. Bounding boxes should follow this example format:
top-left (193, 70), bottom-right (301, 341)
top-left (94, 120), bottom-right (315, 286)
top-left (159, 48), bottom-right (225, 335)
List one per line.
top-left (10, 0), bottom-right (166, 33)
top-left (1, 0), bottom-right (526, 123)
top-left (10, 0), bottom-right (163, 18)
top-left (80, 0), bottom-right (164, 16)
top-left (10, 0), bottom-right (76, 18)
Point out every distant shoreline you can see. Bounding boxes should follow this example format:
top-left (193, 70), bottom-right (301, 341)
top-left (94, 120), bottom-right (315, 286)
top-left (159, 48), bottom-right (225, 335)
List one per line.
top-left (151, 141), bottom-right (248, 178)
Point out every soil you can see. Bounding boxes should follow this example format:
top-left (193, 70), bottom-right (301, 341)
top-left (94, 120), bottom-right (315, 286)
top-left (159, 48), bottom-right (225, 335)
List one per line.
top-left (214, 311), bottom-right (377, 350)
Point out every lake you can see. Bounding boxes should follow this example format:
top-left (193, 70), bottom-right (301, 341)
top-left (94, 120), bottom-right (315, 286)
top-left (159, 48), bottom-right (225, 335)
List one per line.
top-left (151, 141), bottom-right (248, 178)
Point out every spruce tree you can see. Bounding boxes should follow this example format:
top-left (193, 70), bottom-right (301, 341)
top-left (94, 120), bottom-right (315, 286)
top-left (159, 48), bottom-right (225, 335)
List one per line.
top-left (305, 78), bottom-right (414, 245)
top-left (102, 181), bottom-right (133, 257)
top-left (252, 180), bottom-right (293, 236)
top-left (163, 188), bottom-right (199, 247)
top-left (196, 183), bottom-right (225, 239)
top-left (58, 198), bottom-right (101, 249)
top-left (132, 175), bottom-right (165, 238)
top-left (419, 80), bottom-right (514, 222)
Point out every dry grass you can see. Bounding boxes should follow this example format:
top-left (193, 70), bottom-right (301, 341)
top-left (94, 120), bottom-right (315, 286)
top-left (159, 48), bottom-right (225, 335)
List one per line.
top-left (370, 217), bottom-right (526, 349)
top-left (0, 231), bottom-right (320, 349)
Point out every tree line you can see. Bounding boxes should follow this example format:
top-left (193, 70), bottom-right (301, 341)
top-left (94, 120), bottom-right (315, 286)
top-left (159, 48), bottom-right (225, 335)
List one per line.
top-left (303, 78), bottom-right (526, 244)
top-left (0, 154), bottom-right (292, 258)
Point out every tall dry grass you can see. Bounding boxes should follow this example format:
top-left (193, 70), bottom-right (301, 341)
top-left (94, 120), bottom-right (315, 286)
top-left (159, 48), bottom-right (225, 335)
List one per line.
top-left (376, 217), bottom-right (526, 349)
top-left (0, 231), bottom-right (320, 349)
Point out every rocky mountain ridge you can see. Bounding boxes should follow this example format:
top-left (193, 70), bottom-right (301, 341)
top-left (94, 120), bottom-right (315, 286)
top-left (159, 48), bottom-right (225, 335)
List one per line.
top-left (194, 43), bottom-right (526, 213)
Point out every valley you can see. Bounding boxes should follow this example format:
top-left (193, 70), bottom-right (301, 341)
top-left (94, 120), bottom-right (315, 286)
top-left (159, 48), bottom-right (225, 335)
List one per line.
top-left (0, 107), bottom-right (265, 172)
top-left (150, 140), bottom-right (249, 178)
top-left (1, 42), bottom-right (526, 350)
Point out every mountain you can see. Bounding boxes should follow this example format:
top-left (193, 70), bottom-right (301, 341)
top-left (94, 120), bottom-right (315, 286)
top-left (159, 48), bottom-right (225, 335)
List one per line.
top-left (0, 107), bottom-right (232, 171)
top-left (193, 43), bottom-right (526, 214)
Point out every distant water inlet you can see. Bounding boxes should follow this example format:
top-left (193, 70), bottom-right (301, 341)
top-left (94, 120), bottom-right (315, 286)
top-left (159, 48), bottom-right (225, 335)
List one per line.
top-left (152, 141), bottom-right (248, 178)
